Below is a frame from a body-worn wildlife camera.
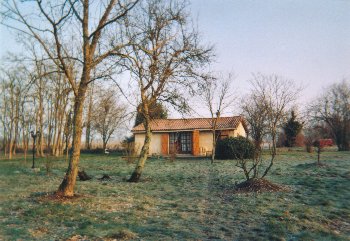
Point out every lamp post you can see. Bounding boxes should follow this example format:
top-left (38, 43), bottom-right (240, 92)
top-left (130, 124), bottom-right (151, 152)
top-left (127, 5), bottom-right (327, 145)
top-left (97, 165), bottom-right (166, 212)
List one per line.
top-left (30, 130), bottom-right (40, 168)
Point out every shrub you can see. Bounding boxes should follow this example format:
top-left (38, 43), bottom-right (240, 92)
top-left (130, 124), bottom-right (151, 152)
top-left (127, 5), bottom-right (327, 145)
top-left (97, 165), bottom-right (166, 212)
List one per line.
top-left (215, 136), bottom-right (255, 160)
top-left (122, 136), bottom-right (137, 164)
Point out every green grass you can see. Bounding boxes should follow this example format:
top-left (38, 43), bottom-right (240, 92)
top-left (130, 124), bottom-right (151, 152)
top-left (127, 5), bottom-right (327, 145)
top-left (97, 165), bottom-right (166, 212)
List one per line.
top-left (0, 150), bottom-right (349, 240)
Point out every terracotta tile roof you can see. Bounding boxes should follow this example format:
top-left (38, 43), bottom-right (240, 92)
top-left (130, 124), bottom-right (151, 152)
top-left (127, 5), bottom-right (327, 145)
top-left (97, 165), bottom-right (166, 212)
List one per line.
top-left (132, 116), bottom-right (246, 132)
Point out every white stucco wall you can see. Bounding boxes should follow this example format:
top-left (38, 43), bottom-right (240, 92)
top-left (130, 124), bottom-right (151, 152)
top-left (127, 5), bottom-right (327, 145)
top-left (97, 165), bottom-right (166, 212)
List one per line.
top-left (150, 133), bottom-right (162, 154)
top-left (233, 122), bottom-right (247, 137)
top-left (199, 131), bottom-right (213, 155)
top-left (226, 130), bottom-right (235, 137)
top-left (134, 132), bottom-right (162, 155)
top-left (134, 133), bottom-right (145, 155)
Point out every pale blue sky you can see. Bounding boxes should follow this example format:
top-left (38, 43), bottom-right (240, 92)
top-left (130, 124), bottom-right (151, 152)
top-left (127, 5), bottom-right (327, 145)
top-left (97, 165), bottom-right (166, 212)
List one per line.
top-left (189, 0), bottom-right (350, 102)
top-left (1, 0), bottom-right (349, 104)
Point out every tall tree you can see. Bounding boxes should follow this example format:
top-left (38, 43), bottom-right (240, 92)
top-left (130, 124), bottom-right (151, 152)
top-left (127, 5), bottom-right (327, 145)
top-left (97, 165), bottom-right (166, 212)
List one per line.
top-left (33, 59), bottom-right (46, 157)
top-left (2, 0), bottom-right (139, 196)
top-left (119, 0), bottom-right (213, 182)
top-left (283, 110), bottom-right (303, 147)
top-left (309, 80), bottom-right (350, 151)
top-left (134, 102), bottom-right (168, 127)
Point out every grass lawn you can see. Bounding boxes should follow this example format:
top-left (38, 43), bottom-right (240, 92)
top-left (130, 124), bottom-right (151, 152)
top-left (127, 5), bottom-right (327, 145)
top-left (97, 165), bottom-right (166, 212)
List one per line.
top-left (0, 149), bottom-right (349, 240)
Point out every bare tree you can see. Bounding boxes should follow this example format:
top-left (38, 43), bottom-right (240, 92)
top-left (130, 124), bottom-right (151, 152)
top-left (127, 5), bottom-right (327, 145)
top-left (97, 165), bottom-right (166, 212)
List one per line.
top-left (241, 93), bottom-right (268, 152)
top-left (0, 65), bottom-right (31, 159)
top-left (308, 80), bottom-right (350, 151)
top-left (33, 59), bottom-right (46, 157)
top-left (91, 88), bottom-right (128, 150)
top-left (118, 0), bottom-right (213, 182)
top-left (0, 52), bottom-right (56, 161)
top-left (2, 0), bottom-right (139, 196)
top-left (20, 94), bottom-right (35, 162)
top-left (200, 72), bottom-right (235, 163)
top-left (239, 73), bottom-right (300, 180)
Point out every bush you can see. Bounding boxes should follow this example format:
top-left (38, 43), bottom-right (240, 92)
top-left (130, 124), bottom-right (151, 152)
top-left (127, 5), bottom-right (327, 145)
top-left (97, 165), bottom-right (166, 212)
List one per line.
top-left (216, 136), bottom-right (255, 160)
top-left (122, 136), bottom-right (137, 163)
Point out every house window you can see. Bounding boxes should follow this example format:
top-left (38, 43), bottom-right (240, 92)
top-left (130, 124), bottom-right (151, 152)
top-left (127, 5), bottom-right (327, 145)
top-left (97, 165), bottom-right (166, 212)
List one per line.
top-left (180, 132), bottom-right (192, 153)
top-left (169, 132), bottom-right (192, 154)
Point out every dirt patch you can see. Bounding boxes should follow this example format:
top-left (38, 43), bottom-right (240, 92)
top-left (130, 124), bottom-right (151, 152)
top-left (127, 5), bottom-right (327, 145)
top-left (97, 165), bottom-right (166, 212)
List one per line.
top-left (234, 178), bottom-right (289, 193)
top-left (218, 179), bottom-right (289, 201)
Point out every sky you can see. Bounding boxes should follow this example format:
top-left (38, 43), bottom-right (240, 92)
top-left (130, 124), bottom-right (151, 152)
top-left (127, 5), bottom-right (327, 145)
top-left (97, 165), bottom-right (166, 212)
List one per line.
top-left (189, 0), bottom-right (350, 103)
top-left (1, 0), bottom-right (350, 115)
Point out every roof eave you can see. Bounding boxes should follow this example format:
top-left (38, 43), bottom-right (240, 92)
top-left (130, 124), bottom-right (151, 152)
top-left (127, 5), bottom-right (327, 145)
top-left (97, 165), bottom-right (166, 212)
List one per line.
top-left (132, 127), bottom-right (237, 133)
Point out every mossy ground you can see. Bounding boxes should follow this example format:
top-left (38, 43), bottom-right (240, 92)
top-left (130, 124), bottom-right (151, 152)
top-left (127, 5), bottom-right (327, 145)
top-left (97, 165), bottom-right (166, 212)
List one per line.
top-left (0, 149), bottom-right (349, 240)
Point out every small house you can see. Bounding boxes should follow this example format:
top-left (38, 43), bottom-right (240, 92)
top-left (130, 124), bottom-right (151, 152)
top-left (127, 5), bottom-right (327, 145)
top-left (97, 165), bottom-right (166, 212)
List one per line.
top-left (132, 116), bottom-right (248, 156)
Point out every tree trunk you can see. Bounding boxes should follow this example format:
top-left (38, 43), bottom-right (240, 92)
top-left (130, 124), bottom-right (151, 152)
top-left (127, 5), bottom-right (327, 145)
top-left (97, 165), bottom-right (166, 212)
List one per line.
top-left (211, 130), bottom-right (216, 164)
top-left (7, 86), bottom-right (14, 159)
top-left (261, 131), bottom-right (277, 178)
top-left (128, 102), bottom-right (151, 182)
top-left (47, 96), bottom-right (53, 155)
top-left (103, 141), bottom-right (107, 152)
top-left (51, 93), bottom-right (60, 155)
top-left (12, 92), bottom-right (20, 156)
top-left (54, 109), bottom-right (64, 156)
top-left (4, 142), bottom-right (8, 158)
top-left (23, 137), bottom-right (28, 163)
top-left (211, 115), bottom-right (219, 164)
top-left (1, 86), bottom-right (6, 158)
top-left (65, 135), bottom-right (70, 162)
top-left (37, 83), bottom-right (45, 157)
top-left (85, 84), bottom-right (94, 150)
top-left (341, 121), bottom-right (349, 151)
top-left (57, 85), bottom-right (88, 197)
top-left (22, 122), bottom-right (27, 163)
top-left (8, 139), bottom-right (13, 160)
top-left (128, 124), bottom-right (151, 182)
top-left (7, 119), bottom-right (13, 160)
top-left (2, 126), bottom-right (6, 158)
